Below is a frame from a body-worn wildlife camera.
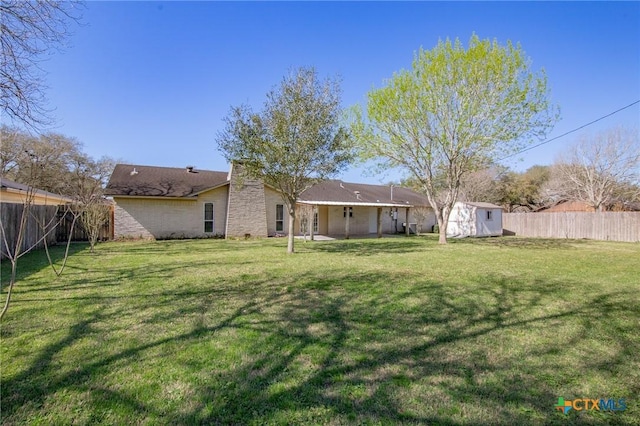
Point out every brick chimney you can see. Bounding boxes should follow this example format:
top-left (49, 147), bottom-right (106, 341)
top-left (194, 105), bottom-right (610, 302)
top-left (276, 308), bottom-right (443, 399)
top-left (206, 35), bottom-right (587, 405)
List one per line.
top-left (225, 162), bottom-right (268, 238)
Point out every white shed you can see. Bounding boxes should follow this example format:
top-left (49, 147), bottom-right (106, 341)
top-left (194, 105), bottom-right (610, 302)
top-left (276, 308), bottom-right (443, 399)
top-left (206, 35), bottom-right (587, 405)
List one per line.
top-left (447, 201), bottom-right (503, 238)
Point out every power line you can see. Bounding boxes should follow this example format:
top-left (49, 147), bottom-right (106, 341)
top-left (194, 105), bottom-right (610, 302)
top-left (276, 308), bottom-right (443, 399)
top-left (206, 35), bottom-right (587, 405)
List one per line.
top-left (499, 99), bottom-right (640, 161)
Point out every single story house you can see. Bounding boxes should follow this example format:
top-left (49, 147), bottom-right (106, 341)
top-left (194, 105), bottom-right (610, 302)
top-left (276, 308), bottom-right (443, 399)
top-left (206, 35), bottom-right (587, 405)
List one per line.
top-left (447, 201), bottom-right (503, 238)
top-left (0, 178), bottom-right (73, 205)
top-left (105, 163), bottom-right (437, 240)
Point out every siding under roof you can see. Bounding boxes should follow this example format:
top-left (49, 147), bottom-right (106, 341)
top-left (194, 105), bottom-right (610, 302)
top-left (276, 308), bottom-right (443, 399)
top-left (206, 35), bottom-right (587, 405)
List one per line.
top-left (0, 177), bottom-right (73, 202)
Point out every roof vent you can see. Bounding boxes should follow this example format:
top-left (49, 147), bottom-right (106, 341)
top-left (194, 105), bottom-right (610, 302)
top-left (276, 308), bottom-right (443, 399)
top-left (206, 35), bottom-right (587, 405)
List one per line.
top-left (186, 166), bottom-right (196, 173)
top-left (354, 190), bottom-right (361, 200)
top-left (130, 168), bottom-right (139, 176)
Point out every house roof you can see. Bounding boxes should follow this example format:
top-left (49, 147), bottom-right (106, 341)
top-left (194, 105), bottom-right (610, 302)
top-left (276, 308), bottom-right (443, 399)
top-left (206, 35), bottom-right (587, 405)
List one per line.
top-left (105, 164), bottom-right (229, 197)
top-left (0, 177), bottom-right (73, 203)
top-left (460, 201), bottom-right (503, 209)
top-left (299, 180), bottom-right (430, 207)
top-left (105, 164), bottom-right (431, 207)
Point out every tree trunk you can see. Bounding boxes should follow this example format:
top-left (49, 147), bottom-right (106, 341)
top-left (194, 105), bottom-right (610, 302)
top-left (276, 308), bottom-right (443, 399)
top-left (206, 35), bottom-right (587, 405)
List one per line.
top-left (435, 208), bottom-right (449, 244)
top-left (287, 208), bottom-right (295, 254)
top-left (438, 221), bottom-right (448, 244)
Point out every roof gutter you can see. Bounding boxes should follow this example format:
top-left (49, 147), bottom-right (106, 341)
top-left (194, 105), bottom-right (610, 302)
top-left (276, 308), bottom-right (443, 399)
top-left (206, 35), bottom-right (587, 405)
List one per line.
top-left (297, 200), bottom-right (417, 208)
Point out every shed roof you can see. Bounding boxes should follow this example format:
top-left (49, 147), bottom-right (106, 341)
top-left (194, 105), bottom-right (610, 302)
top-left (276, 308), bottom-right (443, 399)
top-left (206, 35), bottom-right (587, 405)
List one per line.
top-left (461, 201), bottom-right (503, 209)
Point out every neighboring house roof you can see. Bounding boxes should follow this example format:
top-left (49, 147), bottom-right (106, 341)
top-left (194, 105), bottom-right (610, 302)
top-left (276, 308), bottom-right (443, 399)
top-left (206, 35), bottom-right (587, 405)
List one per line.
top-left (459, 201), bottom-right (503, 209)
top-left (541, 200), bottom-right (640, 212)
top-left (299, 180), bottom-right (430, 207)
top-left (542, 201), bottom-right (593, 212)
top-left (0, 177), bottom-right (73, 204)
top-left (105, 164), bottom-right (229, 197)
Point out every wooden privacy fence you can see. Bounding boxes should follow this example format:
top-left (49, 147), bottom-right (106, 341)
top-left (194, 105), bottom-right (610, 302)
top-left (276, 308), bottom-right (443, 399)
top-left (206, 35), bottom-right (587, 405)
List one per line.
top-left (55, 207), bottom-right (112, 243)
top-left (1, 204), bottom-right (114, 260)
top-left (503, 212), bottom-right (640, 242)
top-left (1, 203), bottom-right (58, 259)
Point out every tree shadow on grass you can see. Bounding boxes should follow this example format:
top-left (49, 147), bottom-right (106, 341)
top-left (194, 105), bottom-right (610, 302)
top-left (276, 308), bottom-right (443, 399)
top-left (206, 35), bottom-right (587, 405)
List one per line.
top-left (449, 236), bottom-right (589, 249)
top-left (2, 270), bottom-right (638, 425)
top-left (0, 242), bottom-right (89, 285)
top-left (307, 238), bottom-right (429, 256)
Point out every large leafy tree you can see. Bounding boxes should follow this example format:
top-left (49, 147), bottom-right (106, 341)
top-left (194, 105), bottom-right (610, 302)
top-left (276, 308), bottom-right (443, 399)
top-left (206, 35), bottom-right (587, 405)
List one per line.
top-left (217, 67), bottom-right (353, 253)
top-left (497, 165), bottom-right (553, 212)
top-left (354, 35), bottom-right (559, 243)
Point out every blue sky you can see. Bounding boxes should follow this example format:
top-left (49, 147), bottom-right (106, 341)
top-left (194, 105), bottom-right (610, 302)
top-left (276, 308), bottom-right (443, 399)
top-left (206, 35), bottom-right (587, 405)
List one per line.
top-left (42, 1), bottom-right (639, 183)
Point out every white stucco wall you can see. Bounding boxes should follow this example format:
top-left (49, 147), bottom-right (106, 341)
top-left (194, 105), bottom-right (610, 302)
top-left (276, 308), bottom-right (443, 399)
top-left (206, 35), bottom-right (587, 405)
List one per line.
top-left (475, 208), bottom-right (503, 237)
top-left (448, 202), bottom-right (502, 237)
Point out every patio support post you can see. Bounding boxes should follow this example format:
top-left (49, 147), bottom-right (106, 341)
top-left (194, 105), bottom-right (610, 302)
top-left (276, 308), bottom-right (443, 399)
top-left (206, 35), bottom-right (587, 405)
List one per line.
top-left (345, 206), bottom-right (350, 239)
top-left (310, 205), bottom-right (315, 241)
top-left (377, 207), bottom-right (382, 238)
top-left (405, 207), bottom-right (410, 236)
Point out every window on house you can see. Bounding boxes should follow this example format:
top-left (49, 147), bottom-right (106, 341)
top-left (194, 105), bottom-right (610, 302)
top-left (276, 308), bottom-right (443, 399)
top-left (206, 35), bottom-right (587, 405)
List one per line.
top-left (204, 203), bottom-right (214, 233)
top-left (276, 204), bottom-right (284, 232)
top-left (486, 210), bottom-right (493, 221)
top-left (313, 211), bottom-right (318, 233)
top-left (343, 207), bottom-right (353, 218)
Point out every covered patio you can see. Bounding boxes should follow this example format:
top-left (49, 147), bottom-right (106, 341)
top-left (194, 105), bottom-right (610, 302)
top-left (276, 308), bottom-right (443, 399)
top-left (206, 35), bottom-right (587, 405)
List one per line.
top-left (296, 180), bottom-right (436, 240)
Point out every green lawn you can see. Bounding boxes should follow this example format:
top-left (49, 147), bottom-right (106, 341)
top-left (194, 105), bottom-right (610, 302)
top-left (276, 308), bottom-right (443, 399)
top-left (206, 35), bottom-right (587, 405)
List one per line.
top-left (1, 236), bottom-right (639, 425)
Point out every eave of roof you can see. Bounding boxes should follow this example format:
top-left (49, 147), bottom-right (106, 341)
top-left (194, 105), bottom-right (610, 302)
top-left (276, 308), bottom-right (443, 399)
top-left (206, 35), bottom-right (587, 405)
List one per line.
top-left (108, 194), bottom-right (199, 201)
top-left (298, 200), bottom-right (416, 208)
top-left (461, 201), bottom-right (504, 209)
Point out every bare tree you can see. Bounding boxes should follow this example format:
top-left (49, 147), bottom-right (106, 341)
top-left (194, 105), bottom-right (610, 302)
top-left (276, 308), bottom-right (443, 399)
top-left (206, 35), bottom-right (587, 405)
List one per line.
top-left (1, 125), bottom-right (83, 194)
top-left (0, 154), bottom-right (61, 319)
top-left (1, 1), bottom-right (82, 129)
top-left (67, 154), bottom-right (115, 251)
top-left (555, 127), bottom-right (640, 211)
top-left (1, 129), bottom-right (114, 318)
top-left (458, 167), bottom-right (505, 204)
top-left (1, 185), bottom-right (34, 320)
